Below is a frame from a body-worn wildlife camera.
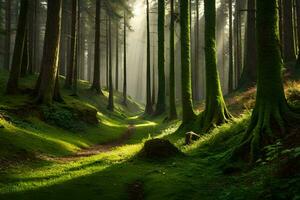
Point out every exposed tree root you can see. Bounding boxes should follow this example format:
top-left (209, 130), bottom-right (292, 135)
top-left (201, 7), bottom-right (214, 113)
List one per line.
top-left (232, 101), bottom-right (300, 164)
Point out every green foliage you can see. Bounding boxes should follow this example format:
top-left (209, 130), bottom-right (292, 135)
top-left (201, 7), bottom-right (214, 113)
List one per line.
top-left (41, 105), bottom-right (86, 132)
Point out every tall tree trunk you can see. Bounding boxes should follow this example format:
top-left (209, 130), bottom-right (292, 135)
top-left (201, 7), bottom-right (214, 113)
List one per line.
top-left (239, 0), bottom-right (257, 88)
top-left (200, 0), bottom-right (231, 132)
top-left (169, 0), bottom-right (177, 120)
top-left (6, 0), bottom-right (28, 94)
top-left (123, 15), bottom-right (127, 105)
top-left (228, 0), bottom-right (234, 92)
top-left (115, 22), bottom-right (119, 91)
top-left (194, 0), bottom-right (200, 101)
top-left (283, 0), bottom-right (296, 62)
top-left (65, 0), bottom-right (77, 89)
top-left (91, 0), bottom-right (103, 94)
top-left (36, 0), bottom-right (62, 104)
top-left (145, 0), bottom-right (153, 115)
top-left (59, 0), bottom-right (67, 76)
top-left (180, 0), bottom-right (196, 125)
top-left (106, 16), bottom-right (109, 89)
top-left (20, 29), bottom-right (28, 77)
top-left (4, 0), bottom-right (11, 70)
top-left (107, 16), bottom-right (114, 111)
top-left (233, 0), bottom-right (300, 164)
top-left (34, 0), bottom-right (41, 73)
top-left (72, 0), bottom-right (79, 96)
top-left (28, 0), bottom-right (36, 75)
top-left (154, 0), bottom-right (166, 115)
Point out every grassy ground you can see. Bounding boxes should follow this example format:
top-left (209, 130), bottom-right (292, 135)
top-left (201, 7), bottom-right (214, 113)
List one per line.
top-left (0, 69), bottom-right (299, 200)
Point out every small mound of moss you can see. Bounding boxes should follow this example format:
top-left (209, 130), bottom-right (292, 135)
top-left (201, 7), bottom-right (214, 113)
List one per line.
top-left (139, 139), bottom-right (182, 159)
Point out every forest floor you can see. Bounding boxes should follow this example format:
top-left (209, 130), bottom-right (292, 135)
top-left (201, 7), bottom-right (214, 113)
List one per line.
top-left (0, 68), bottom-right (299, 200)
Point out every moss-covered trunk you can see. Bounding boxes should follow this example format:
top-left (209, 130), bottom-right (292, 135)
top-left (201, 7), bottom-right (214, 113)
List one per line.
top-left (168, 0), bottom-right (177, 120)
top-left (180, 0), bottom-right (196, 124)
top-left (145, 0), bottom-right (153, 115)
top-left (200, 0), bottom-right (231, 131)
top-left (91, 0), bottom-right (103, 94)
top-left (234, 0), bottom-right (300, 163)
top-left (4, 0), bottom-right (11, 70)
top-left (36, 0), bottom-right (62, 104)
top-left (154, 0), bottom-right (166, 115)
top-left (6, 0), bottom-right (28, 94)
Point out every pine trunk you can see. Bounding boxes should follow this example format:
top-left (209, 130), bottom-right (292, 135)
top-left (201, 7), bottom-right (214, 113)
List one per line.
top-left (36, 0), bottom-right (62, 104)
top-left (154, 0), bottom-right (166, 115)
top-left (123, 15), bottom-right (127, 105)
top-left (91, 0), bottom-right (103, 94)
top-left (145, 0), bottom-right (153, 115)
top-left (201, 0), bottom-right (231, 132)
top-left (283, 0), bottom-right (296, 62)
top-left (4, 0), bottom-right (11, 70)
top-left (6, 0), bottom-right (28, 94)
top-left (107, 16), bottom-right (114, 111)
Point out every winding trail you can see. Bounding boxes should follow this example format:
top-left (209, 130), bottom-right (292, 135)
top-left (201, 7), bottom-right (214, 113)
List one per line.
top-left (43, 125), bottom-right (136, 163)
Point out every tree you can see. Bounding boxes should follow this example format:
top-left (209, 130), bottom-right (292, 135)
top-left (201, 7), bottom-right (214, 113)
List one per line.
top-left (115, 22), bottom-right (119, 91)
top-left (233, 0), bottom-right (300, 163)
top-left (123, 14), bottom-right (127, 105)
top-left (180, 0), bottom-right (196, 125)
top-left (145, 0), bottom-right (153, 115)
top-left (282, 0), bottom-right (296, 62)
top-left (239, 0), bottom-right (257, 88)
top-left (228, 0), bottom-right (234, 92)
top-left (200, 0), bottom-right (231, 131)
top-left (65, 0), bottom-right (78, 89)
top-left (6, 0), bottom-right (28, 94)
top-left (90, 0), bottom-right (103, 94)
top-left (20, 29), bottom-right (29, 77)
top-left (107, 16), bottom-right (114, 111)
top-left (36, 0), bottom-right (62, 104)
top-left (169, 0), bottom-right (177, 120)
top-left (4, 0), bottom-right (11, 70)
top-left (154, 0), bottom-right (166, 115)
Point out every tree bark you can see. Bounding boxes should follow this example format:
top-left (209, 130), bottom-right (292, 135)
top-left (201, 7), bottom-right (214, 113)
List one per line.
top-left (36, 0), bottom-right (62, 104)
top-left (115, 22), bottom-right (119, 92)
top-left (123, 15), bottom-right (127, 105)
top-left (228, 0), bottom-right (234, 92)
top-left (200, 0), bottom-right (231, 132)
top-left (65, 0), bottom-right (77, 89)
top-left (107, 16), bottom-right (114, 111)
top-left (145, 0), bottom-right (153, 115)
top-left (154, 0), bottom-right (166, 115)
top-left (283, 0), bottom-right (296, 62)
top-left (180, 0), bottom-right (196, 125)
top-left (6, 0), bottom-right (28, 94)
top-left (91, 0), bottom-right (103, 94)
top-left (4, 0), bottom-right (11, 70)
top-left (239, 0), bottom-right (257, 88)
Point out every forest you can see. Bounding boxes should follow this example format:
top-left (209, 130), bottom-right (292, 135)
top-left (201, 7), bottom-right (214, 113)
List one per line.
top-left (0, 0), bottom-right (299, 199)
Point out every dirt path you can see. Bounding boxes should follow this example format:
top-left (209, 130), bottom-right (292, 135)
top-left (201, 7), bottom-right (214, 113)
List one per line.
top-left (42, 125), bottom-right (136, 163)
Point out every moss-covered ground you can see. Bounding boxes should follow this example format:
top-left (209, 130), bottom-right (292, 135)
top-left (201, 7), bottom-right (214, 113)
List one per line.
top-left (0, 69), bottom-right (299, 200)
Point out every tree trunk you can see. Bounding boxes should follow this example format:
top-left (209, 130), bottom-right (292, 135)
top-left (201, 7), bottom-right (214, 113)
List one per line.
top-left (154, 0), bottom-right (166, 115)
top-left (228, 0), bottom-right (234, 92)
top-left (200, 0), bottom-right (231, 132)
top-left (239, 0), bottom-right (257, 88)
top-left (169, 0), bottom-right (177, 120)
top-left (4, 0), bottom-right (11, 70)
top-left (91, 0), bottom-right (103, 94)
top-left (145, 0), bottom-right (153, 115)
top-left (283, 0), bottom-right (296, 62)
top-left (180, 0), bottom-right (196, 125)
top-left (72, 0), bottom-right (79, 96)
top-left (28, 0), bottom-right (36, 75)
top-left (123, 15), bottom-right (127, 105)
top-left (65, 0), bottom-right (77, 89)
top-left (107, 16), bottom-right (114, 111)
top-left (295, 0), bottom-right (300, 67)
top-left (36, 0), bottom-right (62, 104)
top-left (20, 29), bottom-right (29, 77)
top-left (6, 0), bottom-right (28, 94)
top-left (233, 0), bottom-right (300, 164)
top-left (106, 16), bottom-right (109, 89)
top-left (115, 22), bottom-right (119, 92)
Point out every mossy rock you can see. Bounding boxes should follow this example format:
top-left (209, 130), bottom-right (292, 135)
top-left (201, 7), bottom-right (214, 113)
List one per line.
top-left (139, 139), bottom-right (182, 159)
